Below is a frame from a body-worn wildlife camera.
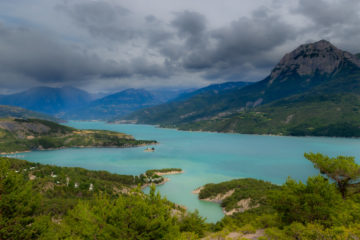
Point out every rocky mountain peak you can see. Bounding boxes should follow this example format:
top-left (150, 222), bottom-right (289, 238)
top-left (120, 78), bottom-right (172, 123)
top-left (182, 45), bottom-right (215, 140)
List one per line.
top-left (269, 40), bottom-right (360, 84)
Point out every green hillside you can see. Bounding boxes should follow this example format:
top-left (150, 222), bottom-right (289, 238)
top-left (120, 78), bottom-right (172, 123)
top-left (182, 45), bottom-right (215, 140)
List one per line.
top-left (0, 118), bottom-right (156, 153)
top-left (0, 157), bottom-right (206, 239)
top-left (175, 93), bottom-right (360, 137)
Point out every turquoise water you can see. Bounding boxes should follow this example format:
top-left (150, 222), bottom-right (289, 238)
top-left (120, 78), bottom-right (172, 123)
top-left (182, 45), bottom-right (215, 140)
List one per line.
top-left (17, 121), bottom-right (360, 222)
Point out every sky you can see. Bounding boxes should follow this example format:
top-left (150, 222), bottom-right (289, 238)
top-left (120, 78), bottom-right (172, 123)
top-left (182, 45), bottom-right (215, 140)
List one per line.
top-left (0, 0), bottom-right (359, 94)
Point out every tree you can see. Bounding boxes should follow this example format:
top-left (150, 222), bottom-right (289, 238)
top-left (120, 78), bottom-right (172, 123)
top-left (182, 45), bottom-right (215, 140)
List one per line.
top-left (58, 185), bottom-right (181, 239)
top-left (179, 210), bottom-right (206, 237)
top-left (304, 152), bottom-right (360, 198)
top-left (0, 158), bottom-right (42, 240)
top-left (270, 176), bottom-right (342, 226)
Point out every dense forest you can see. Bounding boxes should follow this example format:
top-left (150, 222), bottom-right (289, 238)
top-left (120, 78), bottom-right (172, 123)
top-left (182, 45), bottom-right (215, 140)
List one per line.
top-left (1, 153), bottom-right (360, 239)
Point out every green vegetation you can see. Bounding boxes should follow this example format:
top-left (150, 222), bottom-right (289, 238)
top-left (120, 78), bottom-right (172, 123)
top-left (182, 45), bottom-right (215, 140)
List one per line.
top-left (1, 157), bottom-right (142, 216)
top-left (305, 152), bottom-right (360, 198)
top-left (142, 168), bottom-right (183, 184)
top-left (175, 93), bottom-right (360, 137)
top-left (2, 152), bottom-right (360, 239)
top-left (203, 153), bottom-right (360, 239)
top-left (199, 178), bottom-right (280, 212)
top-left (0, 118), bottom-right (156, 153)
top-left (145, 168), bottom-right (183, 176)
top-left (0, 158), bottom-right (206, 239)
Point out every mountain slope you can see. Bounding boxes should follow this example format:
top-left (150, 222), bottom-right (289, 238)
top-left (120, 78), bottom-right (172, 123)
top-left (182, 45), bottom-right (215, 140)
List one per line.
top-left (64, 89), bottom-right (161, 120)
top-left (0, 105), bottom-right (60, 122)
top-left (178, 93), bottom-right (360, 137)
top-left (123, 81), bottom-right (253, 124)
top-left (127, 40), bottom-right (360, 137)
top-left (0, 86), bottom-right (92, 115)
top-left (173, 81), bottom-right (252, 102)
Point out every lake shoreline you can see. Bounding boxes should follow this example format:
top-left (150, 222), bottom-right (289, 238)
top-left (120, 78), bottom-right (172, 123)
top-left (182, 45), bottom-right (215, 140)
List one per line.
top-left (29, 121), bottom-right (360, 223)
top-left (0, 142), bottom-right (158, 155)
top-left (107, 121), bottom-right (360, 139)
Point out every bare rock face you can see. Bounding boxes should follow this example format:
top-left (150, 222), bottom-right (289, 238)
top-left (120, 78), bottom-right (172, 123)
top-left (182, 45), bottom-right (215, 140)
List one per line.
top-left (269, 40), bottom-right (360, 84)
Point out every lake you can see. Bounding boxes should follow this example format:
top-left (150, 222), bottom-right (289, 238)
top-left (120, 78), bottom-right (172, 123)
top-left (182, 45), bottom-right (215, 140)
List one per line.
top-left (17, 121), bottom-right (360, 222)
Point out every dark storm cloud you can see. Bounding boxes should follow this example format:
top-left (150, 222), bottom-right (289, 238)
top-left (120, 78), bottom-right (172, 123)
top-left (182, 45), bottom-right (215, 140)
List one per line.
top-left (0, 24), bottom-right (128, 82)
top-left (59, 1), bottom-right (173, 47)
top-left (294, 0), bottom-right (360, 52)
top-left (171, 11), bottom-right (208, 49)
top-left (1, 0), bottom-right (360, 92)
top-left (56, 2), bottom-right (303, 83)
top-left (0, 23), bottom-right (169, 87)
top-left (58, 1), bottom-right (137, 42)
top-left (181, 10), bottom-right (297, 80)
top-left (295, 0), bottom-right (360, 27)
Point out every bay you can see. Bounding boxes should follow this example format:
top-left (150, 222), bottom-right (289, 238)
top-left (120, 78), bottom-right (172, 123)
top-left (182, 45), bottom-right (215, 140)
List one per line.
top-left (18, 121), bottom-right (360, 222)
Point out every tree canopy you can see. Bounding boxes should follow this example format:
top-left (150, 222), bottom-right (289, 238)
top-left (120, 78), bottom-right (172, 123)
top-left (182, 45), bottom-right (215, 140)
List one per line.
top-left (304, 152), bottom-right (360, 197)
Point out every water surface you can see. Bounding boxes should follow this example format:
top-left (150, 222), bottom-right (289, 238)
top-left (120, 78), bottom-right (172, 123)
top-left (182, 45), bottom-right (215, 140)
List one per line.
top-left (18, 121), bottom-right (360, 222)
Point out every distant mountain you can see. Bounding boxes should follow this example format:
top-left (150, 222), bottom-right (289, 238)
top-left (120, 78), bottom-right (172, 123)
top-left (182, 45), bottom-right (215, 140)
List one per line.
top-left (126, 40), bottom-right (360, 137)
top-left (0, 105), bottom-right (59, 122)
top-left (122, 81), bottom-right (253, 124)
top-left (172, 81), bottom-right (252, 102)
top-left (148, 88), bottom-right (197, 103)
top-left (0, 87), bottom-right (92, 115)
top-left (64, 89), bottom-right (162, 120)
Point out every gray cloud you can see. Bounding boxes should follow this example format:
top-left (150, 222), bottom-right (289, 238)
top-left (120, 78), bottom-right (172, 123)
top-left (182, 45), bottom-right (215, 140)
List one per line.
top-left (0, 24), bottom-right (129, 82)
top-left (181, 10), bottom-right (297, 80)
top-left (0, 23), bottom-right (171, 89)
top-left (295, 0), bottom-right (360, 27)
top-left (171, 11), bottom-right (208, 49)
top-left (58, 1), bottom-right (137, 42)
top-left (1, 0), bottom-right (360, 93)
top-left (294, 0), bottom-right (360, 52)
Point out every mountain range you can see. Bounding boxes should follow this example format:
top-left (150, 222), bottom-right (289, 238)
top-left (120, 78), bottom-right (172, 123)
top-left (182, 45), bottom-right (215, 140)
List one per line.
top-left (63, 88), bottom-right (161, 120)
top-left (125, 40), bottom-right (360, 137)
top-left (0, 86), bottom-right (92, 115)
top-left (0, 83), bottom-right (253, 121)
top-left (0, 86), bottom-right (193, 120)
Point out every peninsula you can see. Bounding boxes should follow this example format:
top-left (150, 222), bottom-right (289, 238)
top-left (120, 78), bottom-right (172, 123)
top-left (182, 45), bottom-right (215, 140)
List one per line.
top-left (0, 118), bottom-right (156, 154)
top-left (193, 178), bottom-right (279, 215)
top-left (141, 168), bottom-right (184, 185)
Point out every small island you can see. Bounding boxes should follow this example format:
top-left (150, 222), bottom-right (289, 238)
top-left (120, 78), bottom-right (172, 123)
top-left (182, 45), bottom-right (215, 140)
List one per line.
top-left (0, 118), bottom-right (156, 154)
top-left (144, 147), bottom-right (155, 152)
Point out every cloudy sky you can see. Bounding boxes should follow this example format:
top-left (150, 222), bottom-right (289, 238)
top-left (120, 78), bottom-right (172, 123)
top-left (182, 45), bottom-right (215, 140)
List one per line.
top-left (0, 0), bottom-right (359, 94)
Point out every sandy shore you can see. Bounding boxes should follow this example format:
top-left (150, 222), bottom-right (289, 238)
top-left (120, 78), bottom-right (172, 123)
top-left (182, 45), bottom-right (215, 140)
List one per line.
top-left (141, 177), bottom-right (170, 189)
top-left (192, 186), bottom-right (204, 194)
top-left (154, 170), bottom-right (184, 176)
